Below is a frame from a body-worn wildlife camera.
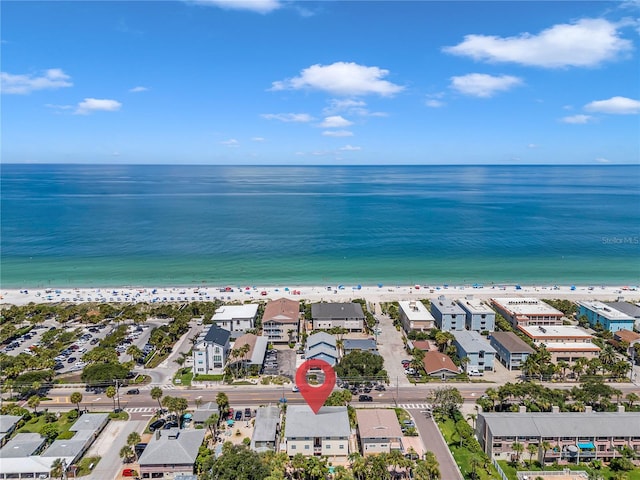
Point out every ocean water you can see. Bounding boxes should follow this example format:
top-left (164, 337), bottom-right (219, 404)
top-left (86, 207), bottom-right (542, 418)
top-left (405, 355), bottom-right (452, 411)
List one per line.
top-left (1, 164), bottom-right (639, 288)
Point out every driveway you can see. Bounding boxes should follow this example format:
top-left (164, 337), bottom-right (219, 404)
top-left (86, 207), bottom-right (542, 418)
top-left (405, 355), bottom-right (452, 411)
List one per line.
top-left (84, 418), bottom-right (146, 480)
top-left (409, 408), bottom-right (463, 480)
top-left (374, 313), bottom-right (412, 390)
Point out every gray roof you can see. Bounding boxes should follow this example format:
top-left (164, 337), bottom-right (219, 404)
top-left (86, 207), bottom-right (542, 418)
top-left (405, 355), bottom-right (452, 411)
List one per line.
top-left (41, 438), bottom-right (88, 459)
top-left (285, 405), bottom-right (350, 438)
top-left (306, 344), bottom-right (339, 359)
top-left (251, 335), bottom-right (269, 365)
top-left (70, 412), bottom-right (109, 432)
top-left (453, 330), bottom-right (496, 354)
top-left (192, 402), bottom-right (219, 424)
top-left (343, 339), bottom-right (377, 351)
top-left (0, 415), bottom-right (22, 433)
top-left (251, 406), bottom-right (280, 448)
top-left (489, 332), bottom-right (535, 354)
top-left (0, 433), bottom-right (45, 458)
top-left (138, 428), bottom-right (206, 466)
top-left (605, 301), bottom-right (640, 318)
top-left (307, 331), bottom-right (336, 348)
top-left (481, 412), bottom-right (640, 437)
top-left (204, 324), bottom-right (231, 345)
top-left (312, 302), bottom-right (365, 319)
top-left (431, 297), bottom-right (466, 315)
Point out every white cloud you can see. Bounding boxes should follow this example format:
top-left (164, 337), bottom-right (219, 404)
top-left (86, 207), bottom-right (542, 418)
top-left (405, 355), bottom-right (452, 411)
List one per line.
top-left (450, 73), bottom-right (522, 97)
top-left (220, 138), bottom-right (239, 146)
top-left (270, 61), bottom-right (404, 96)
top-left (339, 145), bottom-right (361, 151)
top-left (45, 103), bottom-right (73, 111)
top-left (584, 96), bottom-right (640, 114)
top-left (320, 115), bottom-right (353, 128)
top-left (561, 114), bottom-right (593, 124)
top-left (261, 113), bottom-right (314, 122)
top-left (527, 143), bottom-right (539, 149)
top-left (1, 68), bottom-right (72, 94)
top-left (75, 98), bottom-right (122, 115)
top-left (595, 157), bottom-right (611, 163)
top-left (129, 86), bottom-right (148, 93)
top-left (443, 18), bottom-right (632, 68)
top-left (251, 137), bottom-right (265, 142)
top-left (189, 0), bottom-right (281, 14)
top-left (425, 99), bottom-right (445, 108)
top-left (322, 130), bottom-right (353, 137)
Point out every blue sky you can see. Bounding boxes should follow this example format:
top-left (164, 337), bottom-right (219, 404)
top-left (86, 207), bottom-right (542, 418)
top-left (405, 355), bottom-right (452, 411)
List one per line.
top-left (2, 1), bottom-right (639, 164)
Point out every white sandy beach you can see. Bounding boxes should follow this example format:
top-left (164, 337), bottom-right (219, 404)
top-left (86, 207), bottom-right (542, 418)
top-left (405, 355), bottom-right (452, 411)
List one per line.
top-left (1, 283), bottom-right (638, 306)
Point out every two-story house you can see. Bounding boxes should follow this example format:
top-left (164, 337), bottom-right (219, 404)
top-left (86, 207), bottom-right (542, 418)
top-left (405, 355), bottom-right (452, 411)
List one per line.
top-left (398, 300), bottom-right (435, 333)
top-left (356, 409), bottom-right (403, 456)
top-left (311, 303), bottom-right (365, 332)
top-left (211, 304), bottom-right (258, 332)
top-left (305, 332), bottom-right (339, 366)
top-left (284, 405), bottom-right (350, 459)
top-left (192, 324), bottom-right (231, 375)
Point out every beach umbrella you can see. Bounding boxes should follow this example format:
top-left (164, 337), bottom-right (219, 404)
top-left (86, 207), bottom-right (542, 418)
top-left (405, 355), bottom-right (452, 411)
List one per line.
top-left (284, 287), bottom-right (289, 291)
top-left (378, 284), bottom-right (383, 288)
top-left (357, 285), bottom-right (362, 289)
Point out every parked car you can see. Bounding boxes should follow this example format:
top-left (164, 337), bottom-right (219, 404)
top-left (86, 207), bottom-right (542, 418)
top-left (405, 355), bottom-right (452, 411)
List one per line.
top-left (149, 419), bottom-right (165, 431)
top-left (358, 395), bottom-right (373, 402)
top-left (234, 411), bottom-right (243, 421)
top-left (163, 421), bottom-right (179, 429)
top-left (126, 388), bottom-right (140, 395)
top-left (468, 369), bottom-right (483, 376)
top-left (244, 408), bottom-right (252, 419)
top-left (67, 357), bottom-right (77, 363)
top-left (374, 384), bottom-right (386, 391)
top-left (122, 468), bottom-right (137, 477)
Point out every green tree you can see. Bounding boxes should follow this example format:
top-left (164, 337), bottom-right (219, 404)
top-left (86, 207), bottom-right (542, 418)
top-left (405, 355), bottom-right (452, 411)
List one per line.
top-left (40, 423), bottom-right (59, 441)
top-left (70, 391), bottom-right (83, 412)
top-left (428, 386), bottom-right (463, 418)
top-left (119, 445), bottom-right (134, 463)
top-left (512, 442), bottom-right (524, 464)
top-left (106, 385), bottom-right (117, 411)
top-left (81, 362), bottom-right (129, 387)
top-left (203, 443), bottom-right (269, 480)
top-left (150, 386), bottom-right (163, 411)
top-left (348, 452), bottom-right (367, 480)
top-left (527, 443), bottom-right (538, 465)
top-left (126, 344), bottom-right (143, 363)
top-left (127, 431), bottom-right (141, 446)
top-left (216, 392), bottom-right (230, 417)
top-left (27, 394), bottom-right (41, 414)
top-left (50, 458), bottom-right (65, 479)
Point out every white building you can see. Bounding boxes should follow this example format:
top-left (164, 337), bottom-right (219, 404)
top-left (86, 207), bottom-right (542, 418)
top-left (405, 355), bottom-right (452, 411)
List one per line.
top-left (398, 301), bottom-right (435, 332)
top-left (212, 304), bottom-right (259, 332)
top-left (284, 405), bottom-right (350, 458)
top-left (192, 324), bottom-right (231, 375)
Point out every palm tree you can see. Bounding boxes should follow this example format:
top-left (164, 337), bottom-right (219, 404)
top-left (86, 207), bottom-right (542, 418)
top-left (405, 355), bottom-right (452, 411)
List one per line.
top-left (126, 344), bottom-right (143, 363)
top-left (527, 443), bottom-right (538, 466)
top-left (512, 441), bottom-right (524, 464)
top-left (119, 445), bottom-right (134, 463)
top-left (414, 452), bottom-right (441, 480)
top-left (150, 386), bottom-right (163, 411)
top-left (127, 431), bottom-right (141, 447)
top-left (50, 458), bottom-right (65, 479)
top-left (467, 412), bottom-right (477, 429)
top-left (27, 394), bottom-right (41, 414)
top-left (70, 391), bottom-right (83, 413)
top-left (625, 392), bottom-right (639, 409)
top-left (106, 386), bottom-right (117, 411)
top-left (540, 440), bottom-right (552, 465)
top-left (216, 392), bottom-right (230, 418)
top-left (557, 360), bottom-right (569, 380)
top-left (600, 344), bottom-right (617, 367)
top-left (204, 413), bottom-right (219, 443)
top-left (290, 453), bottom-right (306, 480)
top-left (348, 452), bottom-right (367, 480)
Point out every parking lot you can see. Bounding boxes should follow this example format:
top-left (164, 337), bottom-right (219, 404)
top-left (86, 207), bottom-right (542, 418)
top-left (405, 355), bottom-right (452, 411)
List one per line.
top-left (262, 348), bottom-right (296, 379)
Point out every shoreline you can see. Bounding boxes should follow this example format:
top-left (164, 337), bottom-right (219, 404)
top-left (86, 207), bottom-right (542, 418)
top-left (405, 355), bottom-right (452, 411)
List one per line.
top-left (2, 283), bottom-right (639, 306)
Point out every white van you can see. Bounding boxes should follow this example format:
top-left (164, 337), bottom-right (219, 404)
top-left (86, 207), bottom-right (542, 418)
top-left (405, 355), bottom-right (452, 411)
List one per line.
top-left (468, 368), bottom-right (483, 376)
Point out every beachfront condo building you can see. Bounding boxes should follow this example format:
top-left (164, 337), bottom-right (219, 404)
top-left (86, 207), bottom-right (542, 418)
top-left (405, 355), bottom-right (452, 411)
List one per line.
top-left (476, 409), bottom-right (640, 463)
top-left (452, 330), bottom-right (496, 372)
top-left (517, 325), bottom-right (600, 363)
top-left (261, 298), bottom-right (300, 343)
top-left (311, 302), bottom-right (365, 332)
top-left (457, 296), bottom-right (496, 332)
top-left (489, 331), bottom-right (535, 371)
top-left (490, 297), bottom-right (563, 327)
top-left (576, 300), bottom-right (635, 333)
top-left (430, 296), bottom-right (466, 331)
top-left (283, 406), bottom-right (350, 458)
top-left (192, 324), bottom-right (231, 375)
top-left (398, 300), bottom-right (435, 332)
top-left (211, 304), bottom-right (258, 332)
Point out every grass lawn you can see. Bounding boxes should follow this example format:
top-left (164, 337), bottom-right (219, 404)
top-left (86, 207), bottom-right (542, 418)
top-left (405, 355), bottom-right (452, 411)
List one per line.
top-left (19, 411), bottom-right (76, 436)
top-left (75, 456), bottom-right (100, 477)
top-left (174, 368), bottom-right (193, 386)
top-left (437, 416), bottom-right (500, 480)
top-left (108, 410), bottom-right (129, 421)
top-left (194, 374), bottom-right (225, 381)
top-left (498, 460), bottom-right (640, 480)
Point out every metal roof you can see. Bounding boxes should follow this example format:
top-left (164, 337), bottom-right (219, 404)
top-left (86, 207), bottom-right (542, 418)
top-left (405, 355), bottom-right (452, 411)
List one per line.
top-left (284, 406), bottom-right (350, 438)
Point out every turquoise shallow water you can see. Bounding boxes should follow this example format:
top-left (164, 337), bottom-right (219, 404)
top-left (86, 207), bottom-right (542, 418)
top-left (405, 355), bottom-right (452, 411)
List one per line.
top-left (1, 164), bottom-right (639, 288)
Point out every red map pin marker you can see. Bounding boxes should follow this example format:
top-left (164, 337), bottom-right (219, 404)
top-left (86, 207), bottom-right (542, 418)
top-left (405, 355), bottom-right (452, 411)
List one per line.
top-left (295, 359), bottom-right (336, 414)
